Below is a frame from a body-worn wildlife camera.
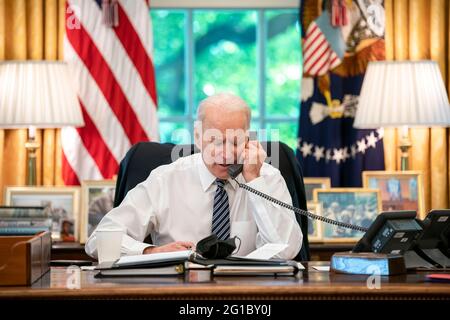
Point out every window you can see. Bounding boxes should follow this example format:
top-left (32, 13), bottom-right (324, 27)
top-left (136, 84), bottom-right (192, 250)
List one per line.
top-left (151, 4), bottom-right (302, 150)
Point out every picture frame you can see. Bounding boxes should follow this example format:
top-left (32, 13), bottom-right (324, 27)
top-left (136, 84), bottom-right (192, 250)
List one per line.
top-left (306, 202), bottom-right (323, 242)
top-left (80, 180), bottom-right (116, 244)
top-left (4, 186), bottom-right (81, 242)
top-left (313, 188), bottom-right (382, 243)
top-left (362, 170), bottom-right (425, 219)
top-left (304, 177), bottom-right (331, 202)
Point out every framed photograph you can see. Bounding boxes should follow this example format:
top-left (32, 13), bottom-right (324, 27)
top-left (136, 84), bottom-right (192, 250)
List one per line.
top-left (306, 202), bottom-right (323, 242)
top-left (304, 177), bottom-right (331, 202)
top-left (80, 180), bottom-right (116, 244)
top-left (313, 188), bottom-right (382, 243)
top-left (4, 186), bottom-right (80, 242)
top-left (362, 171), bottom-right (425, 219)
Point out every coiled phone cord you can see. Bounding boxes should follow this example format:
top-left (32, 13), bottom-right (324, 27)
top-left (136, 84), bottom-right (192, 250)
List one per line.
top-left (233, 178), bottom-right (369, 233)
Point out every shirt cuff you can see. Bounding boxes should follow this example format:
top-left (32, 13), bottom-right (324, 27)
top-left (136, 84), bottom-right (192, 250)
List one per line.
top-left (122, 236), bottom-right (154, 255)
top-left (246, 175), bottom-right (269, 194)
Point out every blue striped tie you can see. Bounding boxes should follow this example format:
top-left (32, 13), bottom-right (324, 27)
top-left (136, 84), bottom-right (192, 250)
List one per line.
top-left (212, 179), bottom-right (231, 240)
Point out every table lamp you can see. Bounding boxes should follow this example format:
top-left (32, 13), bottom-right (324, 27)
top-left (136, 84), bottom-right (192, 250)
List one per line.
top-left (354, 60), bottom-right (450, 170)
top-left (0, 61), bottom-right (84, 185)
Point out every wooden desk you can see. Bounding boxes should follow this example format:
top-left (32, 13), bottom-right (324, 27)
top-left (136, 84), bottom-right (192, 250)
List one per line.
top-left (1, 262), bottom-right (449, 300)
top-left (309, 243), bottom-right (353, 261)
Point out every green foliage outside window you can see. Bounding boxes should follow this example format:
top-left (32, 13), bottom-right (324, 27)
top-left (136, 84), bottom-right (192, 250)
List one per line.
top-left (151, 9), bottom-right (302, 150)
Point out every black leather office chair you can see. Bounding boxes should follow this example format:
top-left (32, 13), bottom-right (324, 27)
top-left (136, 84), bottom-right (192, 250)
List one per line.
top-left (113, 141), bottom-right (310, 261)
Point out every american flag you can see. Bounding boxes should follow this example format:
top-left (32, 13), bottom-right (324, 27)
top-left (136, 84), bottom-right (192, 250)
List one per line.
top-left (62, 0), bottom-right (159, 185)
top-left (302, 10), bottom-right (345, 77)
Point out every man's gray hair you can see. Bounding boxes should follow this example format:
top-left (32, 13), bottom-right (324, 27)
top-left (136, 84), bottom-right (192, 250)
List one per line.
top-left (196, 92), bottom-right (251, 127)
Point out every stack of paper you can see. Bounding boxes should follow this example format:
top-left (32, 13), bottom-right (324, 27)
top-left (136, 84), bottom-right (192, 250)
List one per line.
top-left (95, 250), bottom-right (193, 277)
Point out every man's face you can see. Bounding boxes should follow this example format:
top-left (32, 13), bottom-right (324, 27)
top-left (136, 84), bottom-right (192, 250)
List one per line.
top-left (196, 107), bottom-right (249, 179)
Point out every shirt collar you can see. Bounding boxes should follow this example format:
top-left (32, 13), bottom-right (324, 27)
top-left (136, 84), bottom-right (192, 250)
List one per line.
top-left (197, 154), bottom-right (239, 192)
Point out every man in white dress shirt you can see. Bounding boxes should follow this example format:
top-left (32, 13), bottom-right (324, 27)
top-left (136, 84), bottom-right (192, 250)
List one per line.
top-left (85, 93), bottom-right (303, 260)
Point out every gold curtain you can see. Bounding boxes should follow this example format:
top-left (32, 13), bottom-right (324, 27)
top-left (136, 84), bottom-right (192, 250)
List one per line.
top-left (384, 0), bottom-right (450, 218)
top-left (0, 0), bottom-right (66, 204)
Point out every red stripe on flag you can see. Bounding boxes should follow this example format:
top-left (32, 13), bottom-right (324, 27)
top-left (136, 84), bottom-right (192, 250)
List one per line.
top-left (314, 48), bottom-right (334, 75)
top-left (303, 25), bottom-right (321, 53)
top-left (77, 101), bottom-right (119, 178)
top-left (316, 53), bottom-right (332, 75)
top-left (65, 15), bottom-right (150, 145)
top-left (62, 151), bottom-right (81, 186)
top-left (114, 4), bottom-right (158, 106)
top-left (303, 37), bottom-right (327, 67)
top-left (329, 54), bottom-right (339, 68)
top-left (307, 47), bottom-right (331, 75)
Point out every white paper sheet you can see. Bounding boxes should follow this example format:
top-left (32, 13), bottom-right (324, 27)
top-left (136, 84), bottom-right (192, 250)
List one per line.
top-left (80, 266), bottom-right (97, 271)
top-left (312, 266), bottom-right (330, 272)
top-left (245, 243), bottom-right (288, 260)
top-left (116, 250), bottom-right (192, 267)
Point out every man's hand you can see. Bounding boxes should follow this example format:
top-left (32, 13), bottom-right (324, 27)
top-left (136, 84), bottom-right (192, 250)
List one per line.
top-left (143, 241), bottom-right (195, 254)
top-left (242, 140), bottom-right (266, 182)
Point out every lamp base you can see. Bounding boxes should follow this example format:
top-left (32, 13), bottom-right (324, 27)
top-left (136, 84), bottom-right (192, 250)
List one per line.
top-left (25, 138), bottom-right (40, 186)
top-left (399, 130), bottom-right (412, 171)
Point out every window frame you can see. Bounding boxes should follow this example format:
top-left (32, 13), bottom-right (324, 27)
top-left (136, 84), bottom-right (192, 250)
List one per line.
top-left (152, 4), bottom-right (301, 145)
top-left (151, 0), bottom-right (299, 9)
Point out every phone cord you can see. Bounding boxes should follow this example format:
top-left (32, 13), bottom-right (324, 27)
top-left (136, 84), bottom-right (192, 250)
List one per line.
top-left (233, 178), bottom-right (368, 233)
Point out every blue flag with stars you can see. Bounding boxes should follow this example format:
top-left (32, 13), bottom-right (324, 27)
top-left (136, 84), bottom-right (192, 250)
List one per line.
top-left (297, 0), bottom-right (385, 187)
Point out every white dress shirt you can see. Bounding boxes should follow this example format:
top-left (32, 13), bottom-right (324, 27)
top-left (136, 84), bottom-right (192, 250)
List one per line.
top-left (85, 153), bottom-right (303, 259)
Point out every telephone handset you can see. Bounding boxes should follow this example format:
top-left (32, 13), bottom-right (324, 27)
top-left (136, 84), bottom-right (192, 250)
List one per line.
top-left (228, 164), bottom-right (243, 179)
top-left (227, 131), bottom-right (256, 179)
top-left (226, 151), bottom-right (367, 232)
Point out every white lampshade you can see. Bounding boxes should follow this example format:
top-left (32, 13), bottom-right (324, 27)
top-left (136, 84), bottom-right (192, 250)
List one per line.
top-left (354, 60), bottom-right (450, 128)
top-left (0, 61), bottom-right (84, 128)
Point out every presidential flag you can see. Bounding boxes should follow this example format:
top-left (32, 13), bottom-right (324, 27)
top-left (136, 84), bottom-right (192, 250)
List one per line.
top-left (297, 0), bottom-right (385, 187)
top-left (62, 0), bottom-right (159, 185)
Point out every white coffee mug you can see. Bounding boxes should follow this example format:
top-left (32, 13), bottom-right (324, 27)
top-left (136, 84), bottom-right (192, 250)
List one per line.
top-left (96, 228), bottom-right (123, 264)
